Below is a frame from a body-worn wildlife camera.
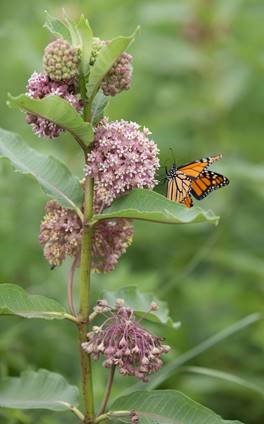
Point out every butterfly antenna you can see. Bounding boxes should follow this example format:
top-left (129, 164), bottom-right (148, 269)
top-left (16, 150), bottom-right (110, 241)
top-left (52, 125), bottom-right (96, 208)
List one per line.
top-left (169, 147), bottom-right (176, 166)
top-left (161, 158), bottom-right (169, 170)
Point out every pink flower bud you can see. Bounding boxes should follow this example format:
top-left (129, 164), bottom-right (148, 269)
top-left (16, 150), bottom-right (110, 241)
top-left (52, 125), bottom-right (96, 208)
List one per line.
top-left (150, 302), bottom-right (159, 311)
top-left (115, 298), bottom-right (125, 308)
top-left (130, 410), bottom-right (139, 424)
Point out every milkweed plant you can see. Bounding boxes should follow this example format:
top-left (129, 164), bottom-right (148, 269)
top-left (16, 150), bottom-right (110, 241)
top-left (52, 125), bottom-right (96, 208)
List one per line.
top-left (0, 12), bottom-right (244, 424)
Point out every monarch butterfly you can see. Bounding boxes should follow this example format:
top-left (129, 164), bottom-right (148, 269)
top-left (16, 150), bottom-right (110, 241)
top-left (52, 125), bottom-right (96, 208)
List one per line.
top-left (166, 154), bottom-right (229, 208)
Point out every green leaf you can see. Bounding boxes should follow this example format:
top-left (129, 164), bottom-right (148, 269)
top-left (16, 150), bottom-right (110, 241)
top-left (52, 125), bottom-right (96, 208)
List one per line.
top-left (0, 369), bottom-right (79, 411)
top-left (7, 94), bottom-right (94, 147)
top-left (125, 313), bottom-right (261, 394)
top-left (91, 90), bottom-right (109, 124)
top-left (182, 366), bottom-right (264, 398)
top-left (43, 11), bottom-right (71, 42)
top-left (104, 286), bottom-right (180, 328)
top-left (93, 189), bottom-right (219, 225)
top-left (86, 27), bottom-right (139, 100)
top-left (63, 9), bottom-right (82, 47)
top-left (60, 12), bottom-right (93, 76)
top-left (0, 284), bottom-right (70, 320)
top-left (111, 390), bottom-right (244, 423)
top-left (0, 128), bottom-right (83, 212)
top-left (76, 15), bottom-right (93, 76)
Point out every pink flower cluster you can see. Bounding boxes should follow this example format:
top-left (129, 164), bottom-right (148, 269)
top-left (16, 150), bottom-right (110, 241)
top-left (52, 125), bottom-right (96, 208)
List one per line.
top-left (82, 300), bottom-right (170, 381)
top-left (92, 219), bottom-right (133, 272)
top-left (85, 118), bottom-right (160, 210)
top-left (39, 200), bottom-right (82, 267)
top-left (43, 39), bottom-right (80, 81)
top-left (89, 38), bottom-right (133, 96)
top-left (26, 72), bottom-right (81, 139)
top-left (39, 200), bottom-right (133, 272)
top-left (101, 52), bottom-right (133, 96)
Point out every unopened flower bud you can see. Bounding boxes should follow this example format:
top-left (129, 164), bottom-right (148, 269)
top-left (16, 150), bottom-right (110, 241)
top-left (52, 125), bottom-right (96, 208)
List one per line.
top-left (81, 342), bottom-right (93, 354)
top-left (130, 410), bottom-right (139, 423)
top-left (94, 305), bottom-right (104, 313)
top-left (90, 37), bottom-right (106, 65)
top-left (98, 342), bottom-right (105, 352)
top-left (103, 359), bottom-right (114, 368)
top-left (132, 345), bottom-right (140, 354)
top-left (125, 347), bottom-right (131, 355)
top-left (142, 356), bottom-right (149, 365)
top-left (150, 301), bottom-right (159, 311)
top-left (115, 298), bottom-right (125, 308)
top-left (43, 39), bottom-right (80, 81)
top-left (151, 347), bottom-right (161, 355)
top-left (162, 344), bottom-right (171, 353)
top-left (119, 336), bottom-right (127, 348)
top-left (94, 300), bottom-right (109, 313)
top-left (105, 346), bottom-right (115, 355)
top-left (97, 299), bottom-right (109, 308)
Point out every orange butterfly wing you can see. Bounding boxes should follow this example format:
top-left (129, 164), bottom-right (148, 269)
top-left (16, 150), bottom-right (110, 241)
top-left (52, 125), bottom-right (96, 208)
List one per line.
top-left (166, 155), bottom-right (228, 207)
top-left (167, 171), bottom-right (192, 204)
top-left (191, 171), bottom-right (229, 200)
top-left (178, 154), bottom-right (222, 179)
top-left (183, 194), bottom-right (193, 208)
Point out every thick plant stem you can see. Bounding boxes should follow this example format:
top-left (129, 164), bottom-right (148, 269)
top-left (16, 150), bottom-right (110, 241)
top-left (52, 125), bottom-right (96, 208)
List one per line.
top-left (80, 74), bottom-right (91, 123)
top-left (67, 254), bottom-right (79, 316)
top-left (79, 175), bottom-right (95, 423)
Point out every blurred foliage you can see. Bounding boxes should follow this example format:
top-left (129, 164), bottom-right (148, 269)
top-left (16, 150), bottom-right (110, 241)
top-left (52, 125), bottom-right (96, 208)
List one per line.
top-left (0, 0), bottom-right (263, 423)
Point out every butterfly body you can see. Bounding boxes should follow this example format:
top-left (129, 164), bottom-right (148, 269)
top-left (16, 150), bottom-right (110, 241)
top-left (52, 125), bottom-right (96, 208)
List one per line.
top-left (166, 154), bottom-right (229, 207)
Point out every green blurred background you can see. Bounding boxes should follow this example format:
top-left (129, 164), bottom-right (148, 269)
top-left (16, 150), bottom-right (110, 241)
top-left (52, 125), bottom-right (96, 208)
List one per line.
top-left (0, 0), bottom-right (263, 423)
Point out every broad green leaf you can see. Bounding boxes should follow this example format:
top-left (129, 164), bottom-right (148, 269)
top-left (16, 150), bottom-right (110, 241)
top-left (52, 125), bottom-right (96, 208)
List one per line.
top-left (7, 94), bottom-right (94, 146)
top-left (0, 128), bottom-right (83, 212)
top-left (104, 286), bottom-right (180, 328)
top-left (93, 189), bottom-right (219, 225)
top-left (76, 15), bottom-right (93, 76)
top-left (183, 366), bottom-right (264, 397)
top-left (0, 284), bottom-right (70, 320)
top-left (224, 422), bottom-right (244, 424)
top-left (86, 27), bottom-right (139, 100)
top-left (63, 9), bottom-right (82, 47)
top-left (125, 313), bottom-right (261, 394)
top-left (111, 390), bottom-right (244, 424)
top-left (0, 369), bottom-right (79, 411)
top-left (43, 11), bottom-right (71, 42)
top-left (91, 90), bottom-right (109, 124)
